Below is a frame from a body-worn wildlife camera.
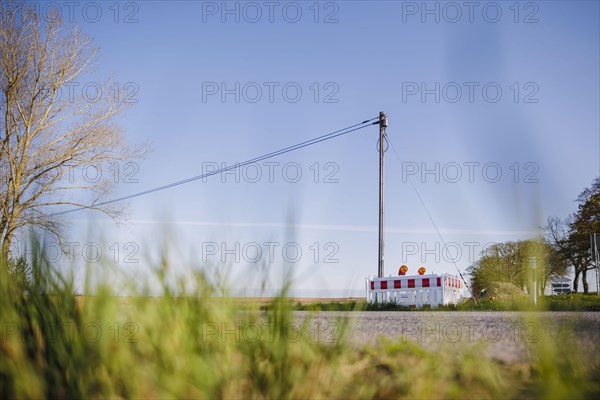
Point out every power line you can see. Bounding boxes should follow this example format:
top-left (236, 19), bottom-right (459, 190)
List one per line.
top-left (51, 117), bottom-right (379, 216)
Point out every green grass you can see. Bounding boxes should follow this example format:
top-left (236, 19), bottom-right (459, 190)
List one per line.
top-left (289, 294), bottom-right (600, 312)
top-left (1, 240), bottom-right (599, 398)
top-left (543, 293), bottom-right (600, 311)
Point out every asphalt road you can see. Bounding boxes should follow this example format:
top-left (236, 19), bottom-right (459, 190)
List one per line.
top-left (293, 311), bottom-right (600, 364)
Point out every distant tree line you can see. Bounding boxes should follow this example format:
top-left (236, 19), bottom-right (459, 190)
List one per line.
top-left (467, 239), bottom-right (567, 296)
top-left (468, 176), bottom-right (599, 294)
top-left (546, 177), bottom-right (600, 293)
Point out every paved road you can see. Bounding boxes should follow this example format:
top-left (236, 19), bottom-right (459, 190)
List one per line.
top-left (293, 311), bottom-right (600, 363)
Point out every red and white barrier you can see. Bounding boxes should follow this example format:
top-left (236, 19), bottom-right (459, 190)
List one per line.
top-left (365, 274), bottom-right (463, 307)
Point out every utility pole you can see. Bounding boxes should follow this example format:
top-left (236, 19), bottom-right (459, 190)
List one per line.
top-left (378, 112), bottom-right (388, 278)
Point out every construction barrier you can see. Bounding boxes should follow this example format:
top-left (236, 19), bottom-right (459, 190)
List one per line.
top-left (365, 274), bottom-right (463, 307)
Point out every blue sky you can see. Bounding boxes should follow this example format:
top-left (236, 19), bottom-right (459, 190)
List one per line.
top-left (20, 1), bottom-right (599, 296)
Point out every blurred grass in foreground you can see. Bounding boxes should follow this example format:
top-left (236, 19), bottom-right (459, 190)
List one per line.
top-left (1, 238), bottom-right (599, 399)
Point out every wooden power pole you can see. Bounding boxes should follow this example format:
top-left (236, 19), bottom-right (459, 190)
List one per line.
top-left (378, 111), bottom-right (388, 278)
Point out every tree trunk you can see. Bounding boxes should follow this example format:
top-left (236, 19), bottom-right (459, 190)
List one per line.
top-left (1, 211), bottom-right (18, 259)
top-left (2, 231), bottom-right (14, 259)
top-left (582, 269), bottom-right (589, 293)
top-left (541, 275), bottom-right (548, 296)
top-left (573, 269), bottom-right (580, 292)
top-left (1, 234), bottom-right (11, 277)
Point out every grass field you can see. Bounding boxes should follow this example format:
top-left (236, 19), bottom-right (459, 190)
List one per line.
top-left (283, 294), bottom-right (600, 312)
top-left (1, 248), bottom-right (599, 399)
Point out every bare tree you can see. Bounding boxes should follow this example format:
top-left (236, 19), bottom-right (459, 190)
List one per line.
top-left (545, 216), bottom-right (594, 293)
top-left (1, 4), bottom-right (147, 261)
top-left (570, 177), bottom-right (600, 292)
top-left (545, 178), bottom-right (600, 293)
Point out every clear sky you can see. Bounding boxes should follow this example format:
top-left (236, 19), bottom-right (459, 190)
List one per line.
top-left (17, 1), bottom-right (599, 296)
